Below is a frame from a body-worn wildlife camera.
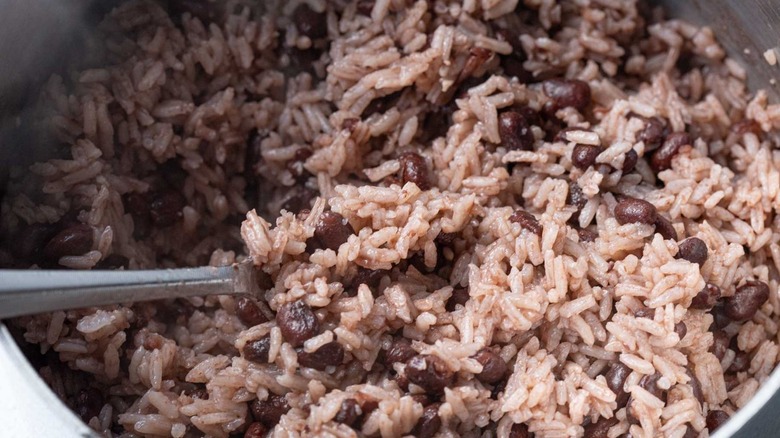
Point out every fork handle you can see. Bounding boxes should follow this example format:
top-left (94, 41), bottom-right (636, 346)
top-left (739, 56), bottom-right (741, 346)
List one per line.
top-left (0, 265), bottom-right (239, 319)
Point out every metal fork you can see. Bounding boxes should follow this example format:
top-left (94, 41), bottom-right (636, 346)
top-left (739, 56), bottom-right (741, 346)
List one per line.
top-left (0, 260), bottom-right (259, 319)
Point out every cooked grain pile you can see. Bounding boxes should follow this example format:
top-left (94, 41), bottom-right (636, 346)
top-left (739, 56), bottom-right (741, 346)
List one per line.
top-left (3, 0), bottom-right (780, 437)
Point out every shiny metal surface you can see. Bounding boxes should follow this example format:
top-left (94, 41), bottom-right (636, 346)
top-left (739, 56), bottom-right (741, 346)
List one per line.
top-left (0, 324), bottom-right (96, 437)
top-left (0, 260), bottom-right (258, 319)
top-left (655, 0), bottom-right (780, 100)
top-left (1, 1), bottom-right (780, 437)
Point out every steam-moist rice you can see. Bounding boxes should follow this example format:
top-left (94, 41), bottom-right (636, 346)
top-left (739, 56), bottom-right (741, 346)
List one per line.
top-left (5, 0), bottom-right (780, 436)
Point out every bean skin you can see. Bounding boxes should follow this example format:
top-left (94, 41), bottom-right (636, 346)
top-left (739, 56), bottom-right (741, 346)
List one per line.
top-left (383, 337), bottom-right (416, 365)
top-left (706, 410), bottom-right (729, 432)
top-left (499, 111), bottom-right (535, 151)
top-left (614, 198), bottom-right (657, 225)
top-left (583, 417), bottom-right (618, 438)
top-left (43, 223), bottom-right (94, 260)
top-left (399, 152), bottom-right (433, 190)
top-left (724, 281), bottom-right (770, 322)
top-left (636, 117), bottom-right (667, 151)
top-left (405, 355), bottom-right (455, 395)
top-left (509, 209), bottom-right (542, 235)
top-left (605, 362), bottom-right (630, 408)
top-left (571, 144), bottom-right (602, 169)
top-left (472, 348), bottom-right (508, 385)
top-left (243, 337), bottom-right (271, 363)
top-left (676, 237), bottom-right (708, 266)
top-left (691, 283), bottom-right (721, 309)
top-left (297, 341), bottom-right (344, 370)
top-left (333, 399), bottom-right (360, 426)
top-left (314, 211), bottom-right (355, 251)
top-left (654, 214), bottom-right (677, 240)
top-left (542, 79), bottom-right (591, 113)
top-left (651, 132), bottom-right (691, 172)
top-left (276, 300), bottom-right (320, 347)
top-left (250, 395), bottom-right (290, 427)
top-left (622, 149), bottom-right (639, 173)
top-left (412, 403), bottom-right (442, 438)
top-left (236, 297), bottom-right (269, 327)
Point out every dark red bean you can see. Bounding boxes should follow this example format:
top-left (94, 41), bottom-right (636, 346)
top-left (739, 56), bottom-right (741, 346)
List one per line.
top-left (276, 300), bottom-right (320, 347)
top-left (634, 307), bottom-right (656, 319)
top-left (706, 410), bottom-right (729, 432)
top-left (509, 423), bottom-right (531, 438)
top-left (732, 119), bottom-right (762, 137)
top-left (687, 370), bottom-right (704, 404)
top-left (383, 337), bottom-right (416, 365)
top-left (14, 223), bottom-right (56, 261)
top-left (73, 388), bottom-right (104, 422)
top-left (542, 79), bottom-right (591, 113)
top-left (349, 267), bottom-right (384, 295)
top-left (682, 426), bottom-right (697, 438)
top-left (571, 144), bottom-right (602, 169)
top-left (459, 47), bottom-right (492, 81)
top-left (498, 111), bottom-right (535, 151)
top-left (356, 0), bottom-right (375, 16)
top-left (412, 403), bottom-right (442, 438)
top-left (577, 228), bottom-right (598, 243)
top-left (399, 152), bottom-right (432, 190)
top-left (554, 127), bottom-right (579, 143)
top-left (188, 387), bottom-right (209, 400)
top-left (724, 281), bottom-right (770, 322)
top-left (710, 330), bottom-right (730, 361)
top-left (636, 117), bottom-right (667, 151)
top-left (651, 132), bottom-right (691, 172)
top-left (509, 209), bottom-right (542, 235)
top-left (502, 57), bottom-right (533, 82)
top-left (293, 4), bottom-right (327, 39)
top-left (605, 362), bottom-right (631, 408)
top-left (334, 399), bottom-right (361, 426)
top-left (362, 91), bottom-right (402, 118)
top-left (236, 297), bottom-right (269, 327)
top-left (405, 355), bottom-right (455, 395)
top-left (568, 182), bottom-right (588, 210)
top-left (472, 348), bottom-right (508, 385)
top-left (711, 304), bottom-right (732, 329)
top-left (244, 422), bottom-right (267, 438)
top-left (724, 373), bottom-right (740, 391)
top-left (243, 337), bottom-right (271, 364)
top-left (314, 211), bottom-right (355, 251)
top-left (149, 189), bottom-right (185, 227)
top-left (286, 147), bottom-right (313, 181)
top-left (583, 417), bottom-right (619, 438)
top-left (280, 187), bottom-right (317, 215)
top-left (410, 394), bottom-right (432, 407)
top-left (622, 149), bottom-right (639, 173)
top-left (614, 198), bottom-right (657, 225)
top-left (250, 395), bottom-right (290, 427)
top-left (639, 373), bottom-right (666, 402)
top-left (297, 341), bottom-right (344, 370)
top-left (654, 215), bottom-right (677, 240)
top-left (445, 287), bottom-right (470, 311)
top-left (43, 223), bottom-right (94, 260)
top-left (691, 283), bottom-right (721, 309)
top-left (728, 350), bottom-right (750, 373)
top-left (674, 321), bottom-right (687, 340)
top-left (676, 238), bottom-right (708, 266)
top-left (516, 106), bottom-right (542, 127)
top-left (358, 398), bottom-right (379, 417)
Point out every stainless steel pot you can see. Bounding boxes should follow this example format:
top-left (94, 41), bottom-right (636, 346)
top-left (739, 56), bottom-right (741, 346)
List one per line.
top-left (1, 0), bottom-right (780, 436)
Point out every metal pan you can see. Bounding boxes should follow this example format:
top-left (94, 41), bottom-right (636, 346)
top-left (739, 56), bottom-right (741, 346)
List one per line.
top-left (1, 0), bottom-right (780, 436)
